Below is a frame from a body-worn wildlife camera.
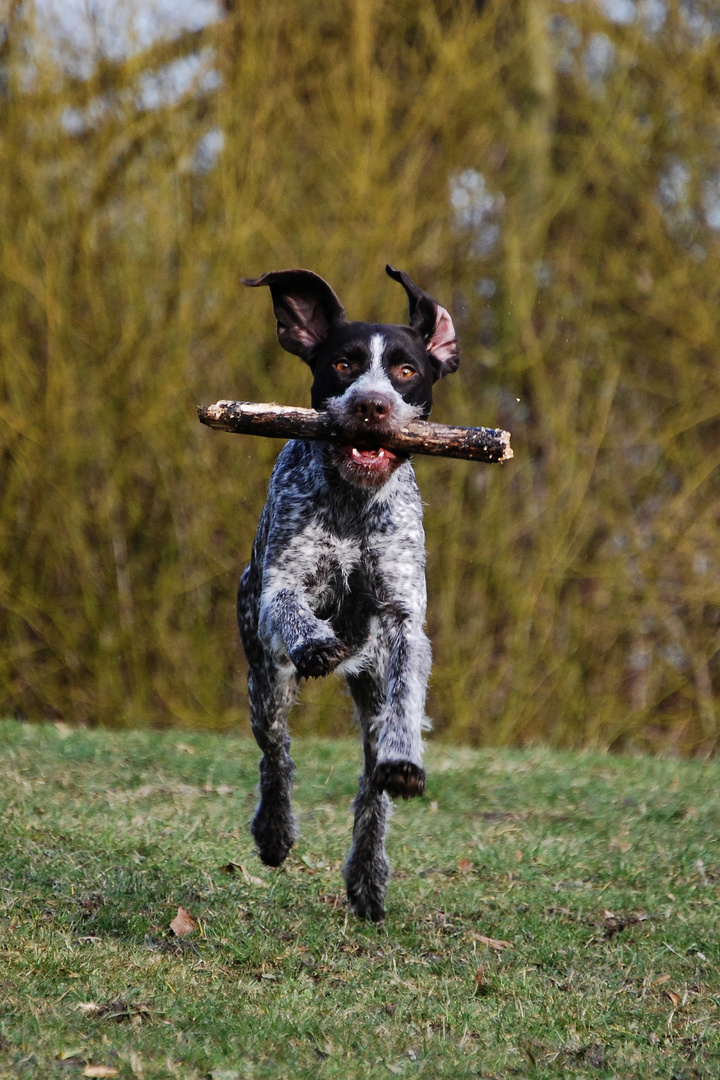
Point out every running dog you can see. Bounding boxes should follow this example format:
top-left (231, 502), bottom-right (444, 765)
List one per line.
top-left (237, 265), bottom-right (459, 921)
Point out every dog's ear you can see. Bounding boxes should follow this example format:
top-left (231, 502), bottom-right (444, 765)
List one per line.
top-left (385, 265), bottom-right (459, 378)
top-left (242, 269), bottom-right (345, 360)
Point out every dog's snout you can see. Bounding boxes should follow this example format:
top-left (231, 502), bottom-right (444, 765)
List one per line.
top-left (352, 393), bottom-right (393, 425)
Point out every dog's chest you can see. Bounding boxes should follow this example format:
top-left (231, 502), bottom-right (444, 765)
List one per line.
top-left (260, 442), bottom-right (426, 627)
top-left (300, 528), bottom-right (363, 600)
top-left (286, 517), bottom-right (378, 607)
top-left (302, 531), bottom-right (384, 649)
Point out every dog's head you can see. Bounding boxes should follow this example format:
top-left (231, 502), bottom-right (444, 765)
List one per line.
top-left (243, 265), bottom-right (459, 487)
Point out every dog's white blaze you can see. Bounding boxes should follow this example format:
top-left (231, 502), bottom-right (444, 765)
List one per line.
top-left (331, 331), bottom-right (414, 422)
top-left (342, 333), bottom-right (394, 399)
top-left (368, 333), bottom-right (386, 375)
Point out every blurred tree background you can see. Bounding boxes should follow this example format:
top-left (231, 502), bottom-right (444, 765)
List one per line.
top-left (1, 0), bottom-right (720, 751)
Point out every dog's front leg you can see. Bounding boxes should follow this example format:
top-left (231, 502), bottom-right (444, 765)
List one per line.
top-left (372, 614), bottom-right (432, 799)
top-left (260, 585), bottom-right (349, 679)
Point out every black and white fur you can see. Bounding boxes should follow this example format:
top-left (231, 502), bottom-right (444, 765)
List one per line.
top-left (236, 264), bottom-right (459, 921)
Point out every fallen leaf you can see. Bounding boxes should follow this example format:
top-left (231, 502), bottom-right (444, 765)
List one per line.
top-left (655, 974), bottom-right (671, 985)
top-left (317, 893), bottom-right (344, 908)
top-left (83, 1067), bottom-right (119, 1078)
top-left (473, 934), bottom-right (513, 950)
top-left (58, 1047), bottom-right (86, 1061)
top-left (175, 742), bottom-right (195, 754)
top-left (79, 1000), bottom-right (152, 1023)
top-left (458, 858), bottom-right (472, 873)
top-left (473, 965), bottom-right (486, 995)
top-left (666, 990), bottom-right (680, 1008)
top-left (238, 864), bottom-right (268, 887)
top-left (601, 909), bottom-right (648, 938)
top-left (170, 906), bottom-right (197, 937)
top-left (219, 862), bottom-right (268, 886)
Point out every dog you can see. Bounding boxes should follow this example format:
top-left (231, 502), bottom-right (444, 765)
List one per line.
top-left (236, 264), bottom-right (459, 921)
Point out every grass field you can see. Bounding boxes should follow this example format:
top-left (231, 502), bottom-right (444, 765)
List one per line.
top-left (0, 720), bottom-right (719, 1079)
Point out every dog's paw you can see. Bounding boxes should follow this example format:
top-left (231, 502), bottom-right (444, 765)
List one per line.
top-left (255, 836), bottom-right (294, 868)
top-left (290, 637), bottom-right (349, 679)
top-left (372, 761), bottom-right (426, 800)
top-left (251, 804), bottom-right (296, 868)
top-left (346, 884), bottom-right (386, 924)
top-left (344, 858), bottom-right (390, 924)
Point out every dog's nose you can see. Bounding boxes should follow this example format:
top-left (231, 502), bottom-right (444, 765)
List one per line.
top-left (352, 393), bottom-right (392, 425)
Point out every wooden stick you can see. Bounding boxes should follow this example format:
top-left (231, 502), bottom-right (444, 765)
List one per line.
top-left (197, 400), bottom-right (513, 464)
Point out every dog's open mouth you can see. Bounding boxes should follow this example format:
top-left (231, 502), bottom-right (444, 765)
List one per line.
top-left (333, 444), bottom-right (405, 486)
top-left (345, 445), bottom-right (397, 467)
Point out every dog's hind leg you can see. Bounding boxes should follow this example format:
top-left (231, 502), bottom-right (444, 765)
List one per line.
top-left (247, 662), bottom-right (299, 867)
top-left (343, 670), bottom-right (392, 922)
top-left (238, 569), bottom-right (299, 868)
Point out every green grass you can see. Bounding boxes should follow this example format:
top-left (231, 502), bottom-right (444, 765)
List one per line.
top-left (1, 720), bottom-right (719, 1079)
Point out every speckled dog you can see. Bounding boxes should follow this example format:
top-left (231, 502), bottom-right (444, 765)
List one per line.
top-left (237, 265), bottom-right (459, 921)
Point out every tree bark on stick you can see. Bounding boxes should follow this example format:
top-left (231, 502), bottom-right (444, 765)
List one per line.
top-left (197, 400), bottom-right (513, 464)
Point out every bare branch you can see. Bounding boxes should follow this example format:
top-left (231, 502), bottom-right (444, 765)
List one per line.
top-left (197, 400), bottom-right (513, 464)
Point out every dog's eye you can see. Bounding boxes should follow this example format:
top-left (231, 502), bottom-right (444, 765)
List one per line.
top-left (398, 365), bottom-right (416, 379)
top-left (334, 360), bottom-right (351, 373)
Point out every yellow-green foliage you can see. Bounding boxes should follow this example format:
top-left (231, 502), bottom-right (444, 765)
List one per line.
top-left (1, 1), bottom-right (719, 750)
